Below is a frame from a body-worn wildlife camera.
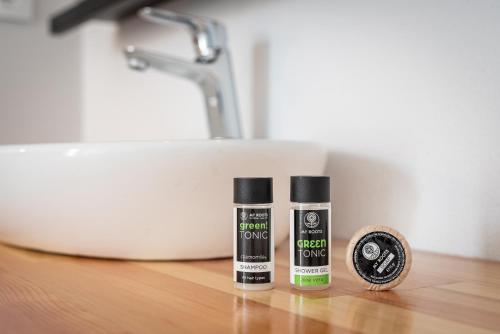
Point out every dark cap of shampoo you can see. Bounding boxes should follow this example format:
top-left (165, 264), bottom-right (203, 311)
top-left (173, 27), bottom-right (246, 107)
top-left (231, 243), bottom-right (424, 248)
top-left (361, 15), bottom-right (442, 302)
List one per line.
top-left (234, 177), bottom-right (273, 204)
top-left (291, 176), bottom-right (330, 203)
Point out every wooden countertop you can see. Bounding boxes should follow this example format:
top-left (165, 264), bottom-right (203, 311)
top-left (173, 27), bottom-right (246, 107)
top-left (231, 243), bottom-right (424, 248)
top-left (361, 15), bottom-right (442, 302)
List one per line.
top-left (1, 240), bottom-right (499, 333)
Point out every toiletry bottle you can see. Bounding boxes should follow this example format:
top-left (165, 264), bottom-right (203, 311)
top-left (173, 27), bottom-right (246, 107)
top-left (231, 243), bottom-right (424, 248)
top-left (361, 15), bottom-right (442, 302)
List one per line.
top-left (290, 176), bottom-right (331, 290)
top-left (233, 177), bottom-right (274, 290)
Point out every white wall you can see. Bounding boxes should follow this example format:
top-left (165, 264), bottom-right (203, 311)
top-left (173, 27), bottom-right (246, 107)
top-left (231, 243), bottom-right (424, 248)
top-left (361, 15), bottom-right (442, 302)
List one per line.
top-left (266, 0), bottom-right (500, 260)
top-left (80, 21), bottom-right (208, 140)
top-left (0, 0), bottom-right (81, 144)
top-left (1, 0), bottom-right (499, 260)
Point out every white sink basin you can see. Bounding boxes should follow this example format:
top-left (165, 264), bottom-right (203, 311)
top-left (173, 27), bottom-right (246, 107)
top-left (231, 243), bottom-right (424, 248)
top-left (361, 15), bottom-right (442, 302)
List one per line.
top-left (0, 140), bottom-right (326, 260)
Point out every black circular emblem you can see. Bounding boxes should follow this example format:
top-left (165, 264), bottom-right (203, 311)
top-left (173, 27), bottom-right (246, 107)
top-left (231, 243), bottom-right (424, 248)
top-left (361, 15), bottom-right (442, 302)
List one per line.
top-left (353, 231), bottom-right (406, 284)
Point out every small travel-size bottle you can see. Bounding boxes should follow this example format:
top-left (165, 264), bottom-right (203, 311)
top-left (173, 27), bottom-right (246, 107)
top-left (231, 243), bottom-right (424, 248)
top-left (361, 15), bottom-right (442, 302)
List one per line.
top-left (290, 176), bottom-right (331, 290)
top-left (233, 177), bottom-right (274, 290)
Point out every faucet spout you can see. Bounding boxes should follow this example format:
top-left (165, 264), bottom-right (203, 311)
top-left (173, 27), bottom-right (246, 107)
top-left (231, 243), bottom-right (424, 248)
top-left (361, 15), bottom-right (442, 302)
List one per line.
top-left (123, 8), bottom-right (242, 139)
top-left (125, 46), bottom-right (207, 80)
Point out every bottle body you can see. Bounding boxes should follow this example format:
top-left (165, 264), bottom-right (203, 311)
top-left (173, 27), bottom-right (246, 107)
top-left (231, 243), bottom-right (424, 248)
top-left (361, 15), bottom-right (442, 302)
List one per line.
top-left (233, 203), bottom-right (274, 290)
top-left (290, 202), bottom-right (331, 290)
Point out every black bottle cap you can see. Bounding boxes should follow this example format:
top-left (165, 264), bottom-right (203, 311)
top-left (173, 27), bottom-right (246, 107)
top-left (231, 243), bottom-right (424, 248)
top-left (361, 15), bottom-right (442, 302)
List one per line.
top-left (234, 177), bottom-right (273, 204)
top-left (290, 176), bottom-right (330, 203)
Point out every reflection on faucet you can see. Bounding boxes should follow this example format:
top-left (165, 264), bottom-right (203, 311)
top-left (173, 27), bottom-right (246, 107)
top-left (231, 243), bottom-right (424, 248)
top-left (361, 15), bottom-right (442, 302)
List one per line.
top-left (124, 7), bottom-right (242, 139)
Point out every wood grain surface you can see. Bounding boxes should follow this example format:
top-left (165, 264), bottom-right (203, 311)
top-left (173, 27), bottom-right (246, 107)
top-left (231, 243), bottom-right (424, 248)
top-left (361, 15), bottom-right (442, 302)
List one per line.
top-left (1, 240), bottom-right (500, 333)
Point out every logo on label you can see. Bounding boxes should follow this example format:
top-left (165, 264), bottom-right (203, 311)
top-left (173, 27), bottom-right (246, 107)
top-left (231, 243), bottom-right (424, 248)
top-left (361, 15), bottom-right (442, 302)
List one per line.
top-left (240, 211), bottom-right (249, 221)
top-left (304, 212), bottom-right (320, 228)
top-left (362, 242), bottom-right (380, 260)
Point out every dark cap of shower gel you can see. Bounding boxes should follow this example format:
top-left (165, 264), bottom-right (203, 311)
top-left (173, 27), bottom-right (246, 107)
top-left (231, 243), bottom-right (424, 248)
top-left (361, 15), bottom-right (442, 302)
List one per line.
top-left (234, 177), bottom-right (273, 204)
top-left (291, 176), bottom-right (330, 203)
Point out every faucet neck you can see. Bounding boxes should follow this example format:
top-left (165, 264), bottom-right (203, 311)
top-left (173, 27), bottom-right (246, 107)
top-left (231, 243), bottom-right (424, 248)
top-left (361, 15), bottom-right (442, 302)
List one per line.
top-left (124, 8), bottom-right (242, 139)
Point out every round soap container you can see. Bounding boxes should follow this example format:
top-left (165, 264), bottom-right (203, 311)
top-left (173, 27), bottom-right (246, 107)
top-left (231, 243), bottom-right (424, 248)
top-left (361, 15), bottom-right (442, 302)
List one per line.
top-left (346, 225), bottom-right (412, 291)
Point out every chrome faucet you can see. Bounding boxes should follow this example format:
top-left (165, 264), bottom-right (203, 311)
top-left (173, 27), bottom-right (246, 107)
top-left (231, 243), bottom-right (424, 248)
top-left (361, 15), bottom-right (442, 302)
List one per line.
top-left (124, 7), bottom-right (242, 139)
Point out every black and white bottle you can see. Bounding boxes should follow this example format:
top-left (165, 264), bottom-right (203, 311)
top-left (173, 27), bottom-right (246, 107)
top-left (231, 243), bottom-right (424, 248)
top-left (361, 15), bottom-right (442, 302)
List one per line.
top-left (290, 176), bottom-right (331, 290)
top-left (233, 177), bottom-right (274, 290)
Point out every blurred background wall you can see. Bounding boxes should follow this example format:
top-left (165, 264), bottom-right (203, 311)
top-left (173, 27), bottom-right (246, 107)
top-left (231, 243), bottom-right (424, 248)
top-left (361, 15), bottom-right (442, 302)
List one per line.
top-left (0, 0), bottom-right (81, 143)
top-left (1, 0), bottom-right (499, 260)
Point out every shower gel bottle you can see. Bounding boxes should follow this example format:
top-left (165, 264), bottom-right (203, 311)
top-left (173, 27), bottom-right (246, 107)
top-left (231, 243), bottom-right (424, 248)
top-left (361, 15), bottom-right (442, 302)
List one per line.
top-left (290, 176), bottom-right (331, 290)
